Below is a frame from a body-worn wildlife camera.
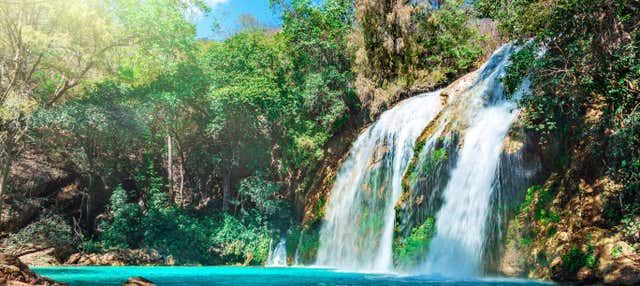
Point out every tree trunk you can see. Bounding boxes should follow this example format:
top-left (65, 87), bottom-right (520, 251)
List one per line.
top-left (0, 135), bottom-right (14, 217)
top-left (82, 138), bottom-right (98, 228)
top-left (167, 132), bottom-right (173, 202)
top-left (223, 166), bottom-right (231, 212)
top-left (174, 137), bottom-right (185, 207)
top-left (0, 152), bottom-right (12, 215)
top-left (85, 172), bottom-right (94, 226)
top-left (179, 155), bottom-right (184, 207)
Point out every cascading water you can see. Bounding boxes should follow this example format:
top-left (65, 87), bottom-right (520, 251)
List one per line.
top-left (314, 43), bottom-right (528, 276)
top-left (315, 92), bottom-right (444, 272)
top-left (266, 238), bottom-right (287, 267)
top-left (421, 44), bottom-right (523, 276)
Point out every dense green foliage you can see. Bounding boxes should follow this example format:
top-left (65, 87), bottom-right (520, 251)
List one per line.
top-left (0, 0), bottom-right (496, 265)
top-left (0, 0), bottom-right (378, 264)
top-left (352, 0), bottom-right (487, 114)
top-left (393, 217), bottom-right (435, 270)
top-left (519, 185), bottom-right (560, 225)
top-left (9, 0), bottom-right (638, 274)
top-left (88, 0), bottom-right (357, 264)
top-left (479, 0), bottom-right (640, 239)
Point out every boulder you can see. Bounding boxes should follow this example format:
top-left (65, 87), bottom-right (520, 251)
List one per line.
top-left (18, 248), bottom-right (60, 266)
top-left (123, 277), bottom-right (156, 286)
top-left (0, 198), bottom-right (39, 235)
top-left (599, 239), bottom-right (640, 286)
top-left (0, 214), bottom-right (75, 264)
top-left (10, 152), bottom-right (72, 198)
top-left (65, 249), bottom-right (164, 266)
top-left (0, 255), bottom-right (66, 286)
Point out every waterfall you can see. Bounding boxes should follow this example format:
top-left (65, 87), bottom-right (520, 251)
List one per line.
top-left (421, 44), bottom-right (523, 276)
top-left (314, 43), bottom-right (527, 275)
top-left (315, 92), bottom-right (444, 272)
top-left (267, 237), bottom-right (287, 267)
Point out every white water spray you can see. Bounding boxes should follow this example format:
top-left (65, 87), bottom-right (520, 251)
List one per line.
top-left (267, 237), bottom-right (287, 267)
top-left (314, 44), bottom-right (527, 276)
top-left (422, 44), bottom-right (522, 276)
top-left (315, 92), bottom-right (444, 272)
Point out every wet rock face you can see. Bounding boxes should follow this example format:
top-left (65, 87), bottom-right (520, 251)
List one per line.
top-left (485, 125), bottom-right (544, 274)
top-left (0, 255), bottom-right (67, 286)
top-left (394, 70), bottom-right (479, 246)
top-left (395, 132), bottom-right (460, 240)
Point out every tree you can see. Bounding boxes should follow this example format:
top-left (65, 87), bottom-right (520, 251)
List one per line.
top-left (482, 0), bottom-right (640, 228)
top-left (352, 0), bottom-right (483, 113)
top-left (0, 0), bottom-right (119, 211)
top-left (32, 82), bottom-right (145, 227)
top-left (0, 0), bottom-right (205, 212)
top-left (202, 32), bottom-right (282, 211)
top-left (275, 0), bottom-right (358, 170)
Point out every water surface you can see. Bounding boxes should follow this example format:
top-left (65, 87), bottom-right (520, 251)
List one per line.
top-left (34, 266), bottom-right (553, 286)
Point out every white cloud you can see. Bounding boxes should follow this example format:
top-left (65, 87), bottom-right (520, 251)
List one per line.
top-left (205, 0), bottom-right (230, 9)
top-left (183, 0), bottom-right (230, 21)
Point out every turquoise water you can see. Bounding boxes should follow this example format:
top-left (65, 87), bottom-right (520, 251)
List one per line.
top-left (33, 266), bottom-right (554, 286)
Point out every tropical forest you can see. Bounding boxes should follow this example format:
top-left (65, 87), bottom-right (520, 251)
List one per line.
top-left (0, 0), bottom-right (638, 285)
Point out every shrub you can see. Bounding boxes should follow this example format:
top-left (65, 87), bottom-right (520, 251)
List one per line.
top-left (585, 244), bottom-right (597, 268)
top-left (0, 214), bottom-right (76, 255)
top-left (100, 186), bottom-right (143, 249)
top-left (620, 215), bottom-right (640, 243)
top-left (210, 214), bottom-right (270, 265)
top-left (561, 246), bottom-right (587, 273)
top-left (393, 217), bottom-right (436, 269)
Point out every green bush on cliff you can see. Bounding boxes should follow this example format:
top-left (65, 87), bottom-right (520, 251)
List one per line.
top-left (404, 147), bottom-right (448, 192)
top-left (485, 0), bottom-right (640, 244)
top-left (520, 185), bottom-right (560, 225)
top-left (620, 215), bottom-right (640, 244)
top-left (561, 244), bottom-right (598, 274)
top-left (419, 149), bottom-right (447, 175)
top-left (393, 217), bottom-right (436, 269)
top-left (561, 246), bottom-right (587, 273)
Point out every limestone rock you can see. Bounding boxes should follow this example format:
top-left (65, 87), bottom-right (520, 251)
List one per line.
top-left (18, 248), bottom-right (60, 266)
top-left (122, 277), bottom-right (156, 286)
top-left (599, 239), bottom-right (640, 286)
top-left (0, 255), bottom-right (66, 286)
top-left (0, 198), bottom-right (39, 235)
top-left (65, 249), bottom-right (165, 266)
top-left (499, 242), bottom-right (527, 277)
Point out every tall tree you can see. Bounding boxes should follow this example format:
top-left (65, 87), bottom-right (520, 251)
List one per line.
top-left (0, 0), bottom-right (205, 212)
top-left (0, 0), bottom-right (118, 211)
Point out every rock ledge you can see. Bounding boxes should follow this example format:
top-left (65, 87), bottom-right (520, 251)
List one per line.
top-left (0, 254), bottom-right (66, 286)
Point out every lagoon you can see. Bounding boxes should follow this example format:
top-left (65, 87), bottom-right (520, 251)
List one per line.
top-left (33, 266), bottom-right (554, 286)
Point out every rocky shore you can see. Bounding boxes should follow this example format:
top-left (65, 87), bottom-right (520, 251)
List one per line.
top-left (0, 255), bottom-right (66, 286)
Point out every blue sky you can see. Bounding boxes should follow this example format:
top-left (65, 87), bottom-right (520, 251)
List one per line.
top-left (194, 0), bottom-right (283, 40)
